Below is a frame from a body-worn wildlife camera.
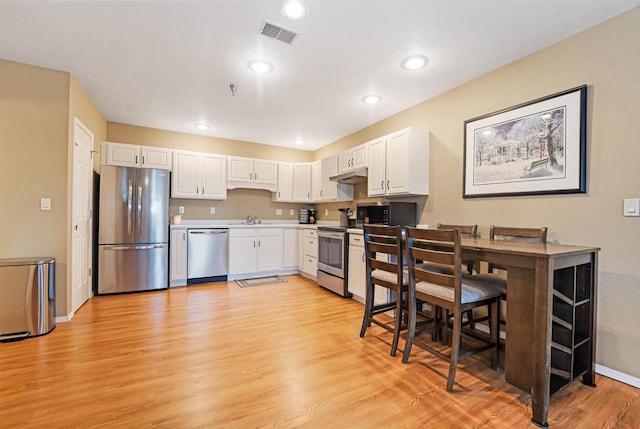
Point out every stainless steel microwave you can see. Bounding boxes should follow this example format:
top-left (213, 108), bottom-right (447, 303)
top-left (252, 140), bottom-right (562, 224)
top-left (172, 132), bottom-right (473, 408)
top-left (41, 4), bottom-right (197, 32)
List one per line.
top-left (356, 202), bottom-right (417, 227)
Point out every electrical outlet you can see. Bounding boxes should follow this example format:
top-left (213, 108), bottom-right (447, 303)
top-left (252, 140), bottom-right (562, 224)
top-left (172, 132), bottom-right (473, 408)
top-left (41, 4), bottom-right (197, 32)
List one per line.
top-left (324, 209), bottom-right (329, 216)
top-left (40, 197), bottom-right (51, 211)
top-left (623, 198), bottom-right (640, 217)
top-left (178, 206), bottom-right (184, 214)
top-left (276, 209), bottom-right (282, 216)
top-left (289, 209), bottom-right (294, 215)
top-left (210, 207), bottom-right (216, 215)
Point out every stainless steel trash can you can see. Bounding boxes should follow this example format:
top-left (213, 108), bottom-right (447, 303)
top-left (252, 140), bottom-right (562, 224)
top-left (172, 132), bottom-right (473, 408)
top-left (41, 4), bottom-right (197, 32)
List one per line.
top-left (0, 257), bottom-right (56, 341)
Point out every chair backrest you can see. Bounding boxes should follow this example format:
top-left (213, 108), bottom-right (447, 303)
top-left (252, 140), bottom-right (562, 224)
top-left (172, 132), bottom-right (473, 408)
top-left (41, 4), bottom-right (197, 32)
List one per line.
top-left (489, 225), bottom-right (548, 272)
top-left (405, 227), bottom-right (462, 308)
top-left (437, 223), bottom-right (478, 238)
top-left (363, 224), bottom-right (403, 289)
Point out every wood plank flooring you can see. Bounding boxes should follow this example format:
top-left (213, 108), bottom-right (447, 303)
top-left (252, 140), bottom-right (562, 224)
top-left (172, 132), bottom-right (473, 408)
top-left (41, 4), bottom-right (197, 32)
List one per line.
top-left (1, 275), bottom-right (638, 428)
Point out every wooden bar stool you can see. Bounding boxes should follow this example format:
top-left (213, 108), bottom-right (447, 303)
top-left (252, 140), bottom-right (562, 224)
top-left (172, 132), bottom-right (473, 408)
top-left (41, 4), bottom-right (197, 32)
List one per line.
top-left (402, 227), bottom-right (502, 392)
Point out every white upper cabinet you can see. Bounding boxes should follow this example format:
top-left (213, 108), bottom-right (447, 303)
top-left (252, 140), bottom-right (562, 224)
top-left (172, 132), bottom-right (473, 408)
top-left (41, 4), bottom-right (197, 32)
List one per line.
top-left (227, 156), bottom-right (277, 191)
top-left (367, 127), bottom-right (429, 197)
top-left (172, 150), bottom-right (227, 199)
top-left (337, 143), bottom-right (368, 173)
top-left (275, 162), bottom-right (293, 202)
top-left (315, 155), bottom-right (354, 202)
top-left (101, 141), bottom-right (171, 170)
top-left (292, 163), bottom-right (312, 202)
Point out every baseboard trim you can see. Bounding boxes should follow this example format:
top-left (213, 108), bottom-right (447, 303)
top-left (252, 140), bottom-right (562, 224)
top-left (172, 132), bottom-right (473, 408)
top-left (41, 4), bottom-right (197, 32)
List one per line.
top-left (595, 364), bottom-right (640, 388)
top-left (54, 311), bottom-right (74, 323)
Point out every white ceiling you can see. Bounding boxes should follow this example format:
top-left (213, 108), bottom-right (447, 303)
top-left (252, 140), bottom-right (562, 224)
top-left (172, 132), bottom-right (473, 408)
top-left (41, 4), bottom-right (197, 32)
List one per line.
top-left (1, 1), bottom-right (637, 151)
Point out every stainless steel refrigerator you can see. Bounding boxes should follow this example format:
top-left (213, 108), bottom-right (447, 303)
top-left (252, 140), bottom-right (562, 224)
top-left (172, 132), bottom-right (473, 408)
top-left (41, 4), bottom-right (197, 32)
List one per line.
top-left (98, 166), bottom-right (169, 294)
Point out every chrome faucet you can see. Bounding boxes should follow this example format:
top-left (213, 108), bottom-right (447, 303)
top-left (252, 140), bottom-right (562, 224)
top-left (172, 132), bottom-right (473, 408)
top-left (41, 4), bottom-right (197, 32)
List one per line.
top-left (246, 215), bottom-right (257, 225)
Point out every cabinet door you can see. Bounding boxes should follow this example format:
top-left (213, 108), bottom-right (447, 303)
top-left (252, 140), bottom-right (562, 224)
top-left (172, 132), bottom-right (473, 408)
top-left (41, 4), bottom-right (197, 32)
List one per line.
top-left (351, 143), bottom-right (368, 170)
top-left (321, 156), bottom-right (338, 200)
top-left (292, 163), bottom-right (312, 202)
top-left (368, 138), bottom-right (387, 196)
top-left (311, 161), bottom-right (322, 201)
top-left (229, 236), bottom-right (258, 274)
top-left (276, 163), bottom-right (293, 202)
top-left (228, 157), bottom-right (253, 182)
top-left (385, 129), bottom-right (411, 195)
top-left (141, 147), bottom-right (171, 170)
top-left (201, 154), bottom-right (227, 199)
top-left (297, 230), bottom-right (304, 270)
top-left (337, 151), bottom-right (353, 173)
top-left (258, 234), bottom-right (283, 272)
top-left (170, 228), bottom-right (188, 284)
top-left (283, 228), bottom-right (298, 269)
top-left (347, 245), bottom-right (366, 298)
top-left (171, 151), bottom-right (200, 198)
top-left (105, 142), bottom-right (139, 167)
top-left (254, 160), bottom-right (277, 185)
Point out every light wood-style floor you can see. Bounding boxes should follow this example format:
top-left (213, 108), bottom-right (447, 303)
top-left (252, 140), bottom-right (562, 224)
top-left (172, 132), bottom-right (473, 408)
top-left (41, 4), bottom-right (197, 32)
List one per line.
top-left (1, 275), bottom-right (638, 428)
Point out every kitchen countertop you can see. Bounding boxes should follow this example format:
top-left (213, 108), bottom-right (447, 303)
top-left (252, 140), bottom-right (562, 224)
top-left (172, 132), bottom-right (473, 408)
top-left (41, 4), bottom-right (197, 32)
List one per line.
top-left (169, 221), bottom-right (332, 229)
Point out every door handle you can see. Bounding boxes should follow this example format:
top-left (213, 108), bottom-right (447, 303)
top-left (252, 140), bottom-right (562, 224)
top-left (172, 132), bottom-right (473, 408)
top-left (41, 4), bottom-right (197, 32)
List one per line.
top-left (108, 244), bottom-right (165, 251)
top-left (137, 179), bottom-right (143, 235)
top-left (386, 180), bottom-right (390, 190)
top-left (127, 178), bottom-right (133, 235)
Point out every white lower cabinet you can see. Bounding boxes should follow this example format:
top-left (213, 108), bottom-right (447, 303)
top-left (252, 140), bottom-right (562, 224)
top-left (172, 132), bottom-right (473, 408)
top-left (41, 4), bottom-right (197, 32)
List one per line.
top-left (283, 228), bottom-right (298, 269)
top-left (228, 228), bottom-right (283, 276)
top-left (301, 228), bottom-right (318, 279)
top-left (347, 234), bottom-right (366, 301)
top-left (170, 227), bottom-right (188, 287)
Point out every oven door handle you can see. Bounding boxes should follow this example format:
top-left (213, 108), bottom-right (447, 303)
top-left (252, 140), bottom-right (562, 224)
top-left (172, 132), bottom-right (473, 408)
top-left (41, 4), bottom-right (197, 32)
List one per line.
top-left (318, 231), bottom-right (345, 240)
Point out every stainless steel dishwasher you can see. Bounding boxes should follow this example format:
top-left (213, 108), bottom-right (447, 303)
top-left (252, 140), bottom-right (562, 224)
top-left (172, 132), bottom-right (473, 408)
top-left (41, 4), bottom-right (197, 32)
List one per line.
top-left (187, 229), bottom-right (229, 284)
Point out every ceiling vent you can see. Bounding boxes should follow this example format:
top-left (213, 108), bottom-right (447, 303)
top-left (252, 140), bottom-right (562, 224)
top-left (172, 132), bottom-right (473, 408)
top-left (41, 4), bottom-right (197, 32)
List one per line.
top-left (260, 20), bottom-right (298, 44)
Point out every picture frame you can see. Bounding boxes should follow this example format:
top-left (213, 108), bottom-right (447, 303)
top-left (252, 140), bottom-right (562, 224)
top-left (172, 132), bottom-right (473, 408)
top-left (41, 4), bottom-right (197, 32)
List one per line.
top-left (463, 85), bottom-right (587, 198)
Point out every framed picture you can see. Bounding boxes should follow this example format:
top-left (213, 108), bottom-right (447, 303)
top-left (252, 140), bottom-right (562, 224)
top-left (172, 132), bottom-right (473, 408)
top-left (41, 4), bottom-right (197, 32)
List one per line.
top-left (463, 85), bottom-right (587, 198)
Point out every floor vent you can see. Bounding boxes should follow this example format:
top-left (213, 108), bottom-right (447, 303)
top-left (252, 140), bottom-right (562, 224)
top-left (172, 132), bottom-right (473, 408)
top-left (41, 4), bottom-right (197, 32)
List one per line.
top-left (260, 20), bottom-right (298, 44)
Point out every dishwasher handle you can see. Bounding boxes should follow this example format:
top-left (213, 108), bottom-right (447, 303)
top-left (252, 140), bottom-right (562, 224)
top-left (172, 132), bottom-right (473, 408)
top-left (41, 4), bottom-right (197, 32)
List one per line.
top-left (188, 230), bottom-right (229, 235)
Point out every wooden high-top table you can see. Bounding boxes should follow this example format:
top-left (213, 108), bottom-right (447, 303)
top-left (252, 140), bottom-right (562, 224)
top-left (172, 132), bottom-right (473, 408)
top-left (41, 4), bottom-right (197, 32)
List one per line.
top-left (460, 238), bottom-right (600, 427)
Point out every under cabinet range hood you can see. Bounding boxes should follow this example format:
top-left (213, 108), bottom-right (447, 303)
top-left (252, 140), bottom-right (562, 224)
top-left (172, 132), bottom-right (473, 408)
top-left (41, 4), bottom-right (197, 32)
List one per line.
top-left (329, 167), bottom-right (368, 184)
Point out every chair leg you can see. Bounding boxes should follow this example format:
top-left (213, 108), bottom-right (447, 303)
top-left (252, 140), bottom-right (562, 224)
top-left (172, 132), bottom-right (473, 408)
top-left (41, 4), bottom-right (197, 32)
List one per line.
top-left (446, 311), bottom-right (462, 392)
top-left (490, 299), bottom-right (500, 371)
top-left (390, 287), bottom-right (403, 356)
top-left (402, 290), bottom-right (416, 364)
top-left (359, 282), bottom-right (374, 338)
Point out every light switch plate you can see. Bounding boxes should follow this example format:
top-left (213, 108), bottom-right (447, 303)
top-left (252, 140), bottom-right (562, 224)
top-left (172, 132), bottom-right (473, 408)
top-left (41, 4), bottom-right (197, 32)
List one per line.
top-left (40, 197), bottom-right (51, 211)
top-left (210, 207), bottom-right (216, 215)
top-left (178, 206), bottom-right (184, 214)
top-left (290, 209), bottom-right (294, 215)
top-left (324, 209), bottom-right (329, 216)
top-left (276, 209), bottom-right (282, 216)
top-left (623, 198), bottom-right (640, 217)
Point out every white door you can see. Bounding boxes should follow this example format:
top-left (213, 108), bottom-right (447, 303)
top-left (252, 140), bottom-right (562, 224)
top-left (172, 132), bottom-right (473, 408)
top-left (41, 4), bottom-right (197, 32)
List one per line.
top-left (311, 161), bottom-right (322, 201)
top-left (71, 117), bottom-right (94, 313)
top-left (276, 163), bottom-right (293, 201)
top-left (367, 138), bottom-right (387, 196)
top-left (201, 154), bottom-right (227, 199)
top-left (292, 163), bottom-right (312, 202)
top-left (253, 160), bottom-right (277, 185)
top-left (141, 147), bottom-right (171, 170)
top-left (229, 236), bottom-right (258, 274)
top-left (386, 130), bottom-right (411, 195)
top-left (228, 156), bottom-right (253, 182)
top-left (321, 156), bottom-right (338, 200)
top-left (172, 151), bottom-right (200, 198)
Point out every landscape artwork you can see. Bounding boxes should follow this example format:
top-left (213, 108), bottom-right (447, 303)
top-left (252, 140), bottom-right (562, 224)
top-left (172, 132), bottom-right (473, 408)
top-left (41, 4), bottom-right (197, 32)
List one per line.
top-left (463, 86), bottom-right (587, 198)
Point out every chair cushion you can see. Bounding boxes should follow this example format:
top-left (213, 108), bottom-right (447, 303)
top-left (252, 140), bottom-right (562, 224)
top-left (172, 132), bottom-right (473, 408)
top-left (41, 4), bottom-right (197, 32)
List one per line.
top-left (371, 267), bottom-right (408, 285)
top-left (470, 273), bottom-right (507, 294)
top-left (415, 274), bottom-right (501, 304)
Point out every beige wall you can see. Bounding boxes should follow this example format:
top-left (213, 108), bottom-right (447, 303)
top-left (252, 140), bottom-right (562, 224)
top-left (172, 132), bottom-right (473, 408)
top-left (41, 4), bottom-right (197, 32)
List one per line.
top-left (316, 8), bottom-right (640, 378)
top-left (0, 59), bottom-right (107, 318)
top-left (107, 123), bottom-right (314, 221)
top-left (0, 60), bottom-right (71, 316)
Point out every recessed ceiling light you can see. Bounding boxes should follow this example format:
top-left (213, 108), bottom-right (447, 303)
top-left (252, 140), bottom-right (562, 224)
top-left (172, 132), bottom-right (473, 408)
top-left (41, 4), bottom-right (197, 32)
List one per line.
top-left (401, 55), bottom-right (428, 71)
top-left (194, 123), bottom-right (210, 130)
top-left (281, 0), bottom-right (308, 19)
top-left (248, 59), bottom-right (273, 73)
top-left (295, 139), bottom-right (304, 145)
top-left (362, 95), bottom-right (382, 105)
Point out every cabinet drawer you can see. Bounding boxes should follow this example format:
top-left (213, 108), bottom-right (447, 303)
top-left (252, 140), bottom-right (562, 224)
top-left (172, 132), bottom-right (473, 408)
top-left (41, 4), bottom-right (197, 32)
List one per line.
top-left (229, 228), bottom-right (257, 238)
top-left (303, 229), bottom-right (317, 239)
top-left (349, 234), bottom-right (364, 247)
top-left (304, 238), bottom-right (318, 258)
top-left (303, 255), bottom-right (317, 276)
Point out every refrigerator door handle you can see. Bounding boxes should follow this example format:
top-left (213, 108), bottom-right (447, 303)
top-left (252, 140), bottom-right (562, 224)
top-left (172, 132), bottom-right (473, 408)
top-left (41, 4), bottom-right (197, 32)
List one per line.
top-left (137, 178), bottom-right (143, 236)
top-left (107, 244), bottom-right (166, 251)
top-left (127, 178), bottom-right (133, 235)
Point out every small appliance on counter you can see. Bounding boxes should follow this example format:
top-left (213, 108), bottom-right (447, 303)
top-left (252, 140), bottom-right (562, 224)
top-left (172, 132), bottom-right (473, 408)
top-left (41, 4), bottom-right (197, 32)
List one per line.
top-left (299, 208), bottom-right (309, 224)
top-left (356, 202), bottom-right (417, 227)
top-left (338, 207), bottom-right (353, 227)
top-left (308, 209), bottom-right (316, 224)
